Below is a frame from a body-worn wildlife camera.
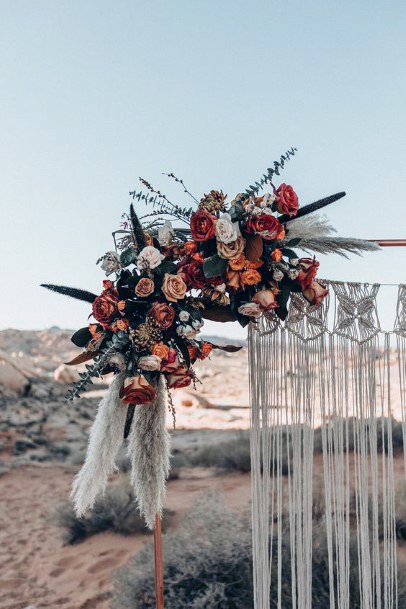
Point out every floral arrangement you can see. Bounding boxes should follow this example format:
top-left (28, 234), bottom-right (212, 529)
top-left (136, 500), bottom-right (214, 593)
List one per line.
top-left (42, 148), bottom-right (377, 416)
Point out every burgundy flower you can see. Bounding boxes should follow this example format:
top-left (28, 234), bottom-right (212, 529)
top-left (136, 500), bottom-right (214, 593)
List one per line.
top-left (190, 210), bottom-right (217, 241)
top-left (274, 183), bottom-right (299, 216)
top-left (245, 214), bottom-right (283, 241)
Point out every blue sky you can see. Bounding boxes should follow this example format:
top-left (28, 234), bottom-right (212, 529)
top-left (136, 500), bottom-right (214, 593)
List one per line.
top-left (1, 1), bottom-right (406, 338)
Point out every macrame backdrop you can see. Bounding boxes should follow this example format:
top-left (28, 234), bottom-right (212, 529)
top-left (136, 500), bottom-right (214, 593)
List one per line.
top-left (249, 281), bottom-right (406, 609)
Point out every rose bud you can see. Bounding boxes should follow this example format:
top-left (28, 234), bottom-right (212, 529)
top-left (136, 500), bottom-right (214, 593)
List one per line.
top-left (252, 289), bottom-right (279, 311)
top-left (297, 258), bottom-right (320, 290)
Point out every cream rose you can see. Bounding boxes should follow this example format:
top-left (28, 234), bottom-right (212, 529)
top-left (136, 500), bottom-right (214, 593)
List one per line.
top-left (176, 324), bottom-right (198, 339)
top-left (136, 246), bottom-right (165, 270)
top-left (138, 355), bottom-right (162, 371)
top-left (217, 235), bottom-right (246, 260)
top-left (162, 273), bottom-right (187, 302)
top-left (100, 251), bottom-right (122, 276)
top-left (252, 289), bottom-right (279, 311)
top-left (237, 302), bottom-right (262, 318)
top-left (215, 213), bottom-right (240, 244)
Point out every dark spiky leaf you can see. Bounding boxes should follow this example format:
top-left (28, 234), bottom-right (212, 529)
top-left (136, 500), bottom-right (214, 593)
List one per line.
top-left (130, 204), bottom-right (146, 250)
top-left (71, 327), bottom-right (93, 348)
top-left (211, 343), bottom-right (243, 352)
top-left (280, 192), bottom-right (346, 224)
top-left (201, 306), bottom-right (236, 323)
top-left (41, 284), bottom-right (97, 303)
top-left (65, 351), bottom-right (97, 366)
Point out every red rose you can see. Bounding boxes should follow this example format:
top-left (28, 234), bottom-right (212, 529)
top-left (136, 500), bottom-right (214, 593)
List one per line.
top-left (161, 348), bottom-right (180, 372)
top-left (297, 258), bottom-right (319, 290)
top-left (92, 292), bottom-right (119, 324)
top-left (167, 367), bottom-right (194, 389)
top-left (178, 258), bottom-right (206, 289)
top-left (120, 375), bottom-right (156, 404)
top-left (148, 302), bottom-right (175, 329)
top-left (303, 281), bottom-right (328, 306)
top-left (190, 210), bottom-right (217, 241)
top-left (274, 183), bottom-right (299, 217)
top-left (197, 342), bottom-right (213, 360)
top-left (245, 214), bottom-right (282, 241)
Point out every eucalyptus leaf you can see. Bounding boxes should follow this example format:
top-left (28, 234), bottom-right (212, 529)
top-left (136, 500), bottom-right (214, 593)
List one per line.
top-left (120, 248), bottom-right (137, 267)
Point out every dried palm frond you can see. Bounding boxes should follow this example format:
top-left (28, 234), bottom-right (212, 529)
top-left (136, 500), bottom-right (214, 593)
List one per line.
top-left (286, 214), bottom-right (336, 242)
top-left (298, 236), bottom-right (381, 258)
top-left (41, 284), bottom-right (97, 303)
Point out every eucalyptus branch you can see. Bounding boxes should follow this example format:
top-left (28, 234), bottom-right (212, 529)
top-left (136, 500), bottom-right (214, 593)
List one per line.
top-left (242, 147), bottom-right (298, 200)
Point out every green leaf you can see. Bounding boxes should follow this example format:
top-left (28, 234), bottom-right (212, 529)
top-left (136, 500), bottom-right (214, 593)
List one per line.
top-left (156, 260), bottom-right (177, 275)
top-left (120, 248), bottom-right (137, 267)
top-left (203, 254), bottom-right (228, 278)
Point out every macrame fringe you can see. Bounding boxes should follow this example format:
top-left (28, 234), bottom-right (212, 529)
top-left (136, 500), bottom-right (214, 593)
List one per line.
top-left (249, 282), bottom-right (405, 609)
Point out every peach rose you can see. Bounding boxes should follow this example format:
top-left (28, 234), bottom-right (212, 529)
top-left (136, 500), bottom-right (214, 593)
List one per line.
top-left (120, 375), bottom-right (156, 404)
top-left (229, 254), bottom-right (246, 271)
top-left (217, 236), bottom-right (246, 260)
top-left (162, 273), bottom-right (187, 302)
top-left (148, 302), bottom-right (175, 329)
top-left (237, 302), bottom-right (262, 318)
top-left (135, 277), bottom-right (155, 298)
top-left (241, 269), bottom-right (261, 286)
top-left (226, 269), bottom-right (242, 291)
top-left (152, 342), bottom-right (169, 360)
top-left (303, 281), bottom-right (328, 306)
top-left (252, 289), bottom-right (279, 311)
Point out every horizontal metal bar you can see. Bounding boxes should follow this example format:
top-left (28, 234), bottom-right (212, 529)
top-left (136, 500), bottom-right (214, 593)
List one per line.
top-left (369, 239), bottom-right (406, 247)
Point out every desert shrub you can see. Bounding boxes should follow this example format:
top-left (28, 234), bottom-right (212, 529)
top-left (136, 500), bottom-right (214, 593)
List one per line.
top-left (55, 479), bottom-right (170, 544)
top-left (113, 494), bottom-right (406, 609)
top-left (191, 433), bottom-right (252, 472)
top-left (112, 494), bottom-right (253, 609)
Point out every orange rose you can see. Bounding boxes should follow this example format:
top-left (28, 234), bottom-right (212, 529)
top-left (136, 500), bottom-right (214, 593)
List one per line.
top-left (198, 341), bottom-right (213, 360)
top-left (162, 273), bottom-right (187, 302)
top-left (246, 259), bottom-right (263, 269)
top-left (271, 248), bottom-right (283, 262)
top-left (229, 254), bottom-right (246, 271)
top-left (148, 302), bottom-right (175, 329)
top-left (252, 289), bottom-right (279, 311)
top-left (226, 269), bottom-right (242, 290)
top-left (241, 269), bottom-right (261, 286)
top-left (277, 227), bottom-right (285, 240)
top-left (183, 241), bottom-right (197, 254)
top-left (116, 318), bottom-right (129, 331)
top-left (135, 277), bottom-right (155, 298)
top-left (187, 344), bottom-right (198, 362)
top-left (303, 281), bottom-right (328, 306)
top-left (192, 252), bottom-right (205, 263)
top-left (152, 342), bottom-right (169, 360)
top-left (120, 375), bottom-right (156, 404)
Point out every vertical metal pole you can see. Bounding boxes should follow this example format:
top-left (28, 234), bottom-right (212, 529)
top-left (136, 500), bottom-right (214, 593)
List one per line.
top-left (154, 513), bottom-right (164, 609)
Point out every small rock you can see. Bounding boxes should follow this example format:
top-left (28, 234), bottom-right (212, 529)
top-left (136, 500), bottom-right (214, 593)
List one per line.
top-left (53, 364), bottom-right (79, 384)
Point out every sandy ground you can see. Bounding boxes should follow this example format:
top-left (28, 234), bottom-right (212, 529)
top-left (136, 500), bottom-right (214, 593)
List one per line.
top-left (0, 465), bottom-right (251, 609)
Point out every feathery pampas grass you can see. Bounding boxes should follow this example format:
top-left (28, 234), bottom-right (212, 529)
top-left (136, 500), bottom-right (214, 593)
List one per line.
top-left (127, 374), bottom-right (170, 530)
top-left (287, 214), bottom-right (381, 257)
top-left (71, 372), bottom-right (127, 516)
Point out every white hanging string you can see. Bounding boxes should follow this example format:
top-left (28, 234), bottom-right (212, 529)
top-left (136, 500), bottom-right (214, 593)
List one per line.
top-left (249, 281), bottom-right (406, 609)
